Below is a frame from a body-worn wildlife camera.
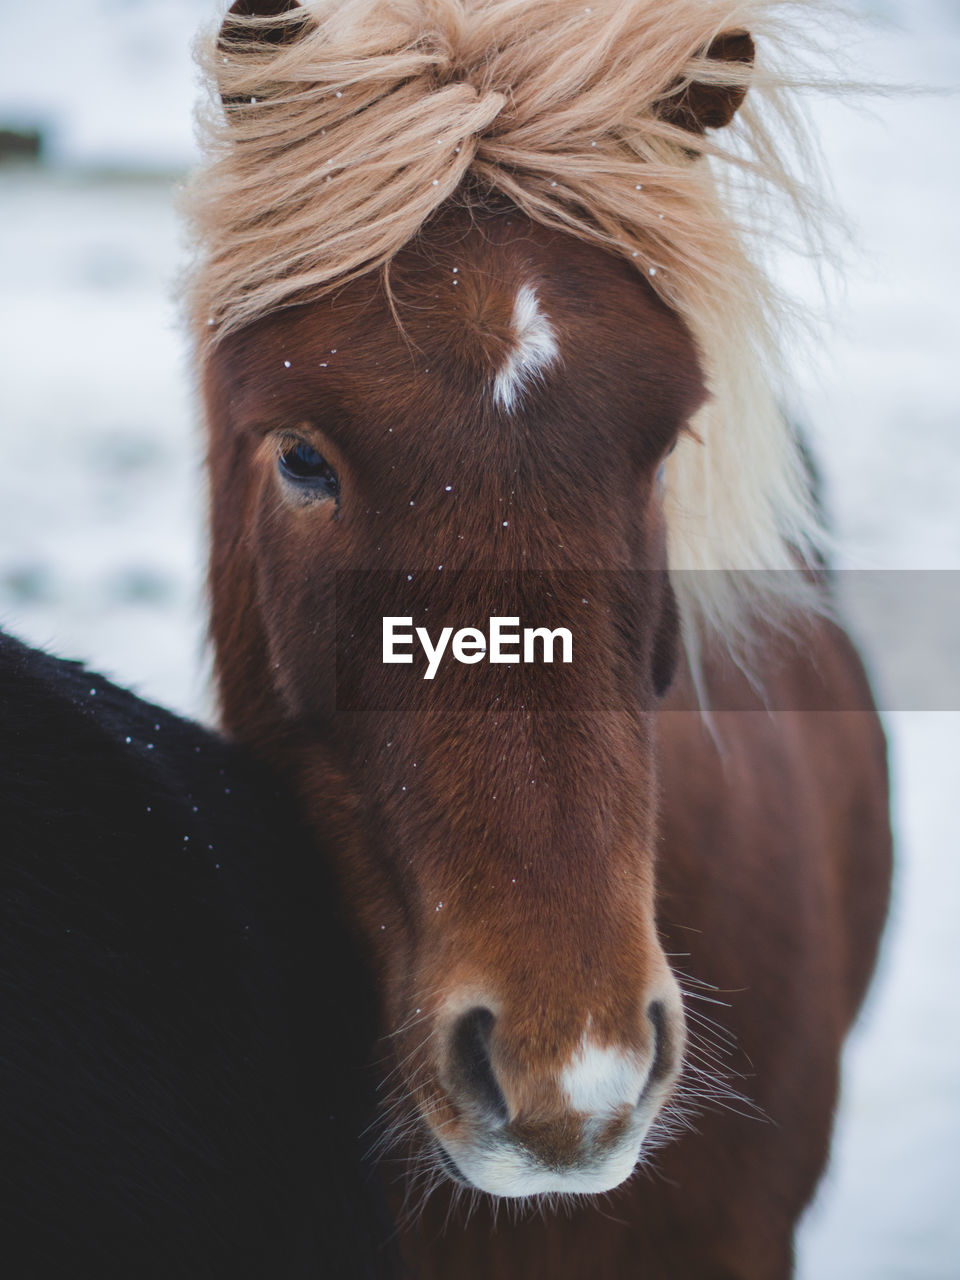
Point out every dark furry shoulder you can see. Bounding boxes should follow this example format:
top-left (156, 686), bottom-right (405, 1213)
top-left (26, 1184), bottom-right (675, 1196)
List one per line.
top-left (0, 630), bottom-right (397, 1280)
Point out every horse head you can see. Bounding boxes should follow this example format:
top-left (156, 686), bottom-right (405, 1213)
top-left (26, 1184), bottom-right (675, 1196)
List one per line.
top-left (190, 0), bottom-right (790, 1200)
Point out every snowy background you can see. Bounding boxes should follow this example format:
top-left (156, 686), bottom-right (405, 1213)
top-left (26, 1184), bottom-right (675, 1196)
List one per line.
top-left (1, 2), bottom-right (957, 1275)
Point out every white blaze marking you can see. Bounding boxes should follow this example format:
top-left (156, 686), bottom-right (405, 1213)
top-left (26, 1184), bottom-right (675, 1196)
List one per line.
top-left (560, 1034), bottom-right (646, 1114)
top-left (492, 284), bottom-right (560, 411)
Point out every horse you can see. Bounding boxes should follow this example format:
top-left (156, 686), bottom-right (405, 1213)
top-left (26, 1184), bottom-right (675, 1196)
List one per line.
top-left (0, 632), bottom-right (397, 1279)
top-left (185, 1), bottom-right (892, 1275)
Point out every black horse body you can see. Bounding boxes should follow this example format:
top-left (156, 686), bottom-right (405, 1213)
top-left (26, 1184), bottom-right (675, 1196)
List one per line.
top-left (0, 632), bottom-right (396, 1279)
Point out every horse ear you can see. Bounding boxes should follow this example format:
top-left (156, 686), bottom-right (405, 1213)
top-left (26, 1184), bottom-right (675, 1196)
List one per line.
top-left (218, 0), bottom-right (310, 51)
top-left (658, 30), bottom-right (755, 134)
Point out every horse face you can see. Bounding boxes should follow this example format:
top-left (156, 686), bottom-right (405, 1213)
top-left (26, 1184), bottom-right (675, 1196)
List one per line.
top-left (204, 211), bottom-right (705, 1197)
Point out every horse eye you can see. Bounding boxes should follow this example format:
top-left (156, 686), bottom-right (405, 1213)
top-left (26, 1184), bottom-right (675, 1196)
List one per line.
top-left (277, 440), bottom-right (339, 498)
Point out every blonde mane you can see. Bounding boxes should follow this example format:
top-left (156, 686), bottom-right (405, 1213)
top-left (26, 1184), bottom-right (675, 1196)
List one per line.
top-left (184, 0), bottom-right (842, 643)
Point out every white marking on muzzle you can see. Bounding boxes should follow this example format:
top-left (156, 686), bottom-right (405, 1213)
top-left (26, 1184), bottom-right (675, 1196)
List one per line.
top-left (492, 284), bottom-right (560, 411)
top-left (433, 1029), bottom-right (670, 1198)
top-left (441, 1137), bottom-right (643, 1198)
top-left (560, 1034), bottom-right (648, 1114)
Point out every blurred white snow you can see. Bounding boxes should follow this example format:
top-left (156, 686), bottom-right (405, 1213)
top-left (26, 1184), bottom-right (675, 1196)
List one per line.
top-left (1, 2), bottom-right (958, 1276)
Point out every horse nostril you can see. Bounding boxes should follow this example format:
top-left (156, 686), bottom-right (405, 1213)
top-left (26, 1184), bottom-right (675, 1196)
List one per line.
top-left (644, 999), bottom-right (674, 1090)
top-left (448, 1006), bottom-right (509, 1124)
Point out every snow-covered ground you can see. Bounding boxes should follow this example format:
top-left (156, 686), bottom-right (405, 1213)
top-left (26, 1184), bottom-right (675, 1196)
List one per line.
top-left (1, 3), bottom-right (957, 1276)
top-left (0, 171), bottom-right (210, 715)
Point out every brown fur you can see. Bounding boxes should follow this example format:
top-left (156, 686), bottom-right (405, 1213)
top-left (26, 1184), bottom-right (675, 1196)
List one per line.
top-left (408, 643), bottom-right (890, 1280)
top-left (191, 0), bottom-right (891, 1272)
top-left (201, 199), bottom-right (891, 1274)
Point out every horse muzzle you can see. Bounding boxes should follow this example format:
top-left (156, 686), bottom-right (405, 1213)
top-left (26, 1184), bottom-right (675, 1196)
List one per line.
top-left (425, 985), bottom-right (685, 1198)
